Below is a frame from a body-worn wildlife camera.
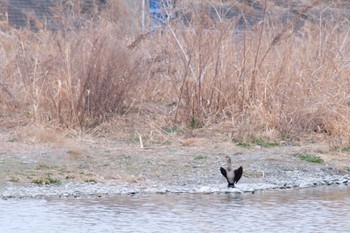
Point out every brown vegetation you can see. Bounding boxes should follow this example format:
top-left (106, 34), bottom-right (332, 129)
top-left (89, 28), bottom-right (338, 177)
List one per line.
top-left (0, 0), bottom-right (350, 148)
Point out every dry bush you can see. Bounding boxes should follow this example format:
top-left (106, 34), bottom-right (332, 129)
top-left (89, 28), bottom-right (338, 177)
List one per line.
top-left (1, 0), bottom-right (350, 146)
top-left (0, 1), bottom-right (145, 128)
top-left (138, 0), bottom-right (350, 145)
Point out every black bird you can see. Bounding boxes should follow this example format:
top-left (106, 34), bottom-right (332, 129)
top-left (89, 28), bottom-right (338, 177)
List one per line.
top-left (220, 155), bottom-right (243, 188)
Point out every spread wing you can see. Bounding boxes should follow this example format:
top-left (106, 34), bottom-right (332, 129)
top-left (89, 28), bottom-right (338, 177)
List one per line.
top-left (234, 166), bottom-right (243, 184)
top-left (220, 167), bottom-right (227, 179)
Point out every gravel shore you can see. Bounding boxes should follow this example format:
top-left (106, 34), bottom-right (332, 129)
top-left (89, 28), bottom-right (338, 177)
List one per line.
top-left (1, 175), bottom-right (349, 200)
top-left (1, 128), bottom-right (350, 199)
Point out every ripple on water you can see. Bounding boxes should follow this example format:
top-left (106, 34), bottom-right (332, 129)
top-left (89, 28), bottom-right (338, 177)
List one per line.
top-left (0, 185), bottom-right (349, 233)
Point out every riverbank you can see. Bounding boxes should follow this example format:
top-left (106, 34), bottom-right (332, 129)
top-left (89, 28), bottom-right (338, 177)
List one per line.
top-left (1, 175), bottom-right (349, 199)
top-left (1, 126), bottom-right (349, 199)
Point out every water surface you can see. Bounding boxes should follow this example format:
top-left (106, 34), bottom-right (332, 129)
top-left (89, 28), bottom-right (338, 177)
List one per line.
top-left (1, 185), bottom-right (349, 233)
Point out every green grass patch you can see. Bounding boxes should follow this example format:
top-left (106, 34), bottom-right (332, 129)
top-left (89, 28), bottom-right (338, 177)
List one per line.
top-left (193, 155), bottom-right (208, 160)
top-left (341, 146), bottom-right (350, 153)
top-left (344, 166), bottom-right (350, 172)
top-left (162, 140), bottom-right (172, 145)
top-left (36, 164), bottom-right (50, 170)
top-left (163, 126), bottom-right (180, 134)
top-left (300, 154), bottom-right (324, 163)
top-left (280, 131), bottom-right (293, 142)
top-left (253, 139), bottom-right (279, 148)
top-left (236, 142), bottom-right (251, 148)
top-left (32, 173), bottom-right (61, 185)
top-left (125, 162), bottom-right (134, 171)
top-left (85, 179), bottom-right (97, 183)
top-left (9, 176), bottom-right (20, 182)
top-left (130, 134), bottom-right (140, 143)
top-left (188, 116), bottom-right (203, 129)
top-left (65, 175), bottom-right (75, 180)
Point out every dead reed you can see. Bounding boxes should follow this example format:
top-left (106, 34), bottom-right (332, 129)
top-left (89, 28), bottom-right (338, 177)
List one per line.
top-left (0, 0), bottom-right (350, 146)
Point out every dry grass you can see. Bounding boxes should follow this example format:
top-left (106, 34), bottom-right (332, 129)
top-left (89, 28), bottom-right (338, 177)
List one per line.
top-left (1, 0), bottom-right (350, 147)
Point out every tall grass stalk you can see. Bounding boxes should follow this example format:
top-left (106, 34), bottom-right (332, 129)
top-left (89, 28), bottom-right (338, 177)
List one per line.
top-left (0, 0), bottom-right (350, 146)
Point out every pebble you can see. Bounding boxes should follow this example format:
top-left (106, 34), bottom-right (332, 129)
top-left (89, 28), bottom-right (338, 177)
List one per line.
top-left (1, 175), bottom-right (349, 199)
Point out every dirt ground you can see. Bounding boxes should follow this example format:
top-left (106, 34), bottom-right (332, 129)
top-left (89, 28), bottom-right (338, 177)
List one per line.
top-left (1, 125), bottom-right (349, 194)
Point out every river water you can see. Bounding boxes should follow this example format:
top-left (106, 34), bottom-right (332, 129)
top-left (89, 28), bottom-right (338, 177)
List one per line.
top-left (1, 185), bottom-right (349, 233)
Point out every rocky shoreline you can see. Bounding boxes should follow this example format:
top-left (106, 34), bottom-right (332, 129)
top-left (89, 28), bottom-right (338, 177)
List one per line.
top-left (1, 174), bottom-right (349, 199)
top-left (1, 128), bottom-right (350, 200)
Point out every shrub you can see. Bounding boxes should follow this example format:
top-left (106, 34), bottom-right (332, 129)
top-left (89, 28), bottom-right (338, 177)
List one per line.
top-left (1, 0), bottom-right (350, 146)
top-left (300, 154), bottom-right (324, 163)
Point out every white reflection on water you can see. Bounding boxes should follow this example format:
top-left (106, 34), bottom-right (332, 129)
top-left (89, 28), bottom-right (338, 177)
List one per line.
top-left (1, 185), bottom-right (349, 233)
